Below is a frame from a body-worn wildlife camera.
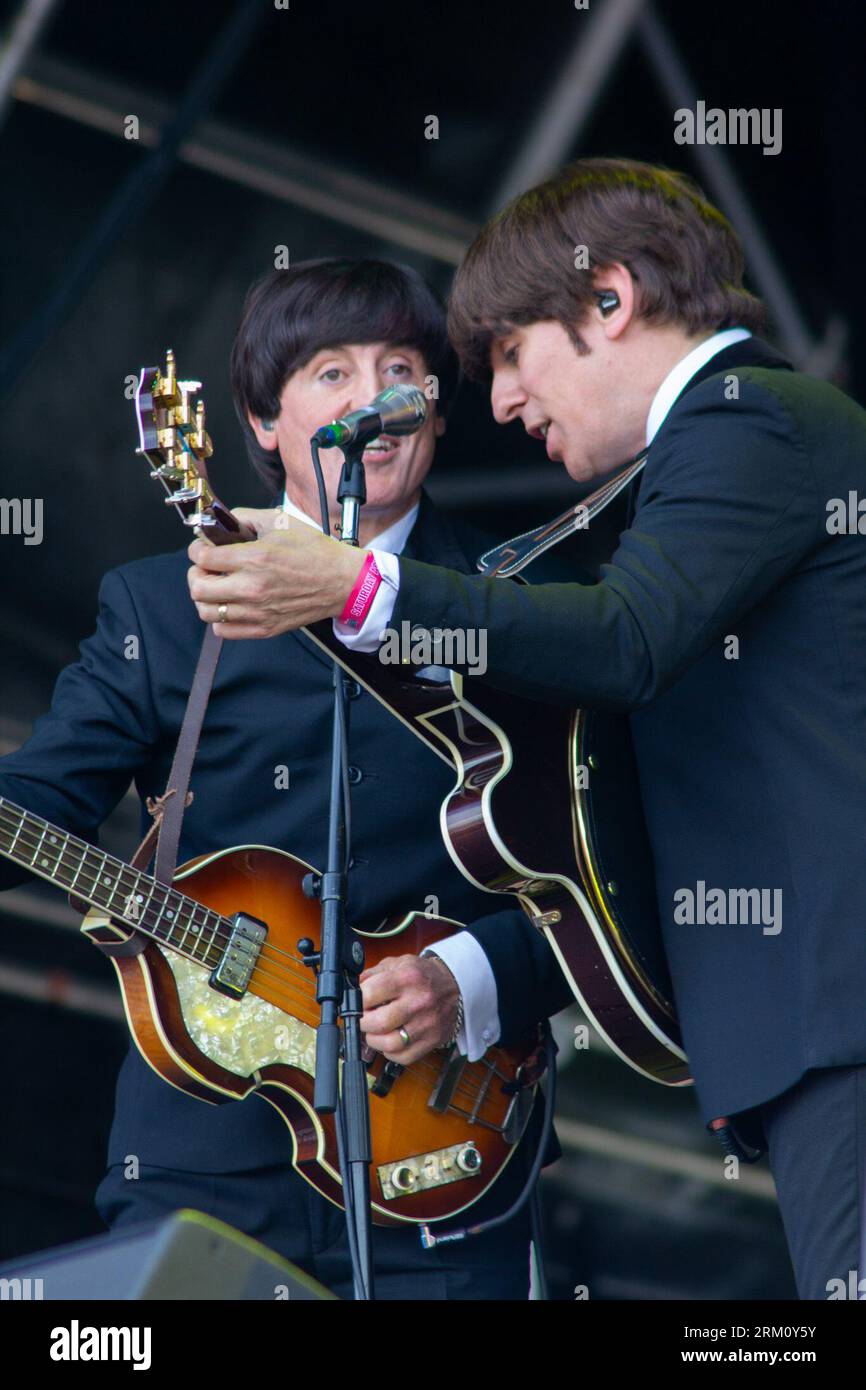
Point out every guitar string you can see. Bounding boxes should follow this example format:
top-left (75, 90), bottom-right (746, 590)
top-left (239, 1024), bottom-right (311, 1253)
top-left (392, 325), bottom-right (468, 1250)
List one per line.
top-left (133, 411), bottom-right (537, 1110)
top-left (0, 803), bottom-right (360, 972)
top-left (0, 806), bottom-right (508, 1106)
top-left (0, 807), bottom-right (506, 1109)
top-left (14, 402), bottom-right (537, 1117)
top-left (0, 792), bottom-right (539, 1100)
top-left (0, 806), bottom-right (512, 1111)
top-left (0, 803), bottom-right (423, 970)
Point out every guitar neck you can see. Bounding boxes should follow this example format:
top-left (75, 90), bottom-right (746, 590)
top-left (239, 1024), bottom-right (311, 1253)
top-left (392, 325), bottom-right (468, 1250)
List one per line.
top-left (0, 797), bottom-right (229, 968)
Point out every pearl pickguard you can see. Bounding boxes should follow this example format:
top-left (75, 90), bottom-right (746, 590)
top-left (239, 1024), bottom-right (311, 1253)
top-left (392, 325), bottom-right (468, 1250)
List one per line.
top-left (160, 946), bottom-right (317, 1080)
top-left (65, 857), bottom-right (537, 1224)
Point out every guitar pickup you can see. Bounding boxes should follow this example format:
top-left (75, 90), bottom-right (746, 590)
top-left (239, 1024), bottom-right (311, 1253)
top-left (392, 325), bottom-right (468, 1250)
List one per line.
top-left (209, 912), bottom-right (267, 999)
top-left (427, 1044), bottom-right (467, 1113)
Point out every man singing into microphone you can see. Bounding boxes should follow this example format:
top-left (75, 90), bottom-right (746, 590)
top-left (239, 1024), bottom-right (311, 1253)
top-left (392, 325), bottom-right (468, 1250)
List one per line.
top-left (198, 160), bottom-right (866, 1300)
top-left (0, 258), bottom-right (571, 1299)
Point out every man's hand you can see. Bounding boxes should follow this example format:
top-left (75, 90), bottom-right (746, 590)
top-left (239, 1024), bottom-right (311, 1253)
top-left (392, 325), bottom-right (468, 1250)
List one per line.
top-left (186, 507), bottom-right (364, 639)
top-left (360, 953), bottom-right (460, 1064)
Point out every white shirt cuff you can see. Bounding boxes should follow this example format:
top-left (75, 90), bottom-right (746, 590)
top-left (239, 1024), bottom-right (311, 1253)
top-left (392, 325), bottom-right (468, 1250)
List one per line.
top-left (333, 548), bottom-right (400, 653)
top-left (423, 931), bottom-right (501, 1061)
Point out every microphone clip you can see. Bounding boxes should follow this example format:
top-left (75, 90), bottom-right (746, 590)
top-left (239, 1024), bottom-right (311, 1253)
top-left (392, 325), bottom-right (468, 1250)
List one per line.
top-left (336, 441), bottom-right (367, 547)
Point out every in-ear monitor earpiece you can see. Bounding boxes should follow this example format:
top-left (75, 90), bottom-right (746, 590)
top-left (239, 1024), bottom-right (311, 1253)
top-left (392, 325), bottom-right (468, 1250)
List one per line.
top-left (595, 290), bottom-right (620, 316)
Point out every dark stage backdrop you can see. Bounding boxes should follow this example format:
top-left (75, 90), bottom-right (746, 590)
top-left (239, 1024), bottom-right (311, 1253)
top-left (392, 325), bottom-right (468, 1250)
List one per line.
top-left (0, 0), bottom-right (859, 1297)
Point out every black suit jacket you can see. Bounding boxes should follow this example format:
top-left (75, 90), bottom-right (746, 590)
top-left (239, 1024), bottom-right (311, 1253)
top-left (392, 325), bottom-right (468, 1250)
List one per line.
top-left (0, 497), bottom-right (571, 1170)
top-left (391, 338), bottom-right (866, 1121)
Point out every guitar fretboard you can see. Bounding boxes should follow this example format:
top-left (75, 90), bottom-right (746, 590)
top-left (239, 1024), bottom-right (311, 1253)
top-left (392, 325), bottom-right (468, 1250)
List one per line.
top-left (0, 797), bottom-right (229, 967)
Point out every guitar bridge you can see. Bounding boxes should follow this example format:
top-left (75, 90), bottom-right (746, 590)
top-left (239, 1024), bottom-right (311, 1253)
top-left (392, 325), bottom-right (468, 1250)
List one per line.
top-left (208, 912), bottom-right (267, 999)
top-left (427, 1043), bottom-right (466, 1113)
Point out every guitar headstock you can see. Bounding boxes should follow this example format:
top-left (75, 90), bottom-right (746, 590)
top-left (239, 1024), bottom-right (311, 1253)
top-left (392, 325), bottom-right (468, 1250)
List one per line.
top-left (133, 349), bottom-right (252, 544)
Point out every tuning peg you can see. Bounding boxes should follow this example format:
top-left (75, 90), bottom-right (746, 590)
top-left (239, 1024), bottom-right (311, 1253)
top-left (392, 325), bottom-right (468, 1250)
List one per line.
top-left (166, 485), bottom-right (204, 504)
top-left (187, 399), bottom-right (213, 459)
top-left (155, 349), bottom-right (177, 403)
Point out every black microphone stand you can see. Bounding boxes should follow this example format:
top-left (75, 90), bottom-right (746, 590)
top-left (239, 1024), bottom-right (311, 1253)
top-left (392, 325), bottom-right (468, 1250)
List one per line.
top-left (301, 436), bottom-right (374, 1302)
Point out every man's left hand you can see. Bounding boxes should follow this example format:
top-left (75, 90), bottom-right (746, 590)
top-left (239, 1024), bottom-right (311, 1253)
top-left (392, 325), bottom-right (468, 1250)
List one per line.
top-left (360, 954), bottom-right (460, 1064)
top-left (187, 507), bottom-right (364, 639)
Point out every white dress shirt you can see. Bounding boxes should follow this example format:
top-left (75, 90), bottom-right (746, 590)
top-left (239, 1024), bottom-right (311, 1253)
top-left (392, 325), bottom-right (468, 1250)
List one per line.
top-left (645, 327), bottom-right (751, 444)
top-left (281, 490), bottom-right (499, 1059)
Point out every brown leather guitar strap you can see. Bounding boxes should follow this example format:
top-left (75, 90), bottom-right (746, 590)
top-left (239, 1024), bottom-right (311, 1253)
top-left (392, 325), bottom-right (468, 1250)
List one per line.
top-left (78, 625), bottom-right (223, 959)
top-left (135, 623), bottom-right (224, 882)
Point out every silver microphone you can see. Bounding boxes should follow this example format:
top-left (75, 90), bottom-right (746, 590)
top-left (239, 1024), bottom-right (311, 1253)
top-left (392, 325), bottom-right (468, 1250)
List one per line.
top-left (312, 384), bottom-right (427, 447)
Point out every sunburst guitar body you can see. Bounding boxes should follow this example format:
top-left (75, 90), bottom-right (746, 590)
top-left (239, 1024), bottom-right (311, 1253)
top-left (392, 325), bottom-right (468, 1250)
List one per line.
top-left (0, 794), bottom-right (542, 1226)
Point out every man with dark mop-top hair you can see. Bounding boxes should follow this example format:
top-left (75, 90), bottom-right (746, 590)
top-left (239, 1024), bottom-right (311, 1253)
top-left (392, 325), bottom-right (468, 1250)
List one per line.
top-left (201, 160), bottom-right (866, 1300)
top-left (0, 257), bottom-right (571, 1300)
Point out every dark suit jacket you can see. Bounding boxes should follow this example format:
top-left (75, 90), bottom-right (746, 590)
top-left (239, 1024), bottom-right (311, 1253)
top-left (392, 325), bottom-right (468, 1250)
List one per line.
top-left (0, 497), bottom-right (571, 1170)
top-left (391, 337), bottom-right (866, 1121)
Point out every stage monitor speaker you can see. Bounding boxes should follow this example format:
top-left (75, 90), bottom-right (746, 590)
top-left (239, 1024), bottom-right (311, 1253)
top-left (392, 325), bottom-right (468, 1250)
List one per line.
top-left (0, 1208), bottom-right (337, 1300)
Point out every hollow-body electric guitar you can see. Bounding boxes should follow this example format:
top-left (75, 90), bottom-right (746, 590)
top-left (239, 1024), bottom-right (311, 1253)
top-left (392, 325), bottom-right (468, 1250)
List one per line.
top-left (0, 796), bottom-right (543, 1225)
top-left (134, 353), bottom-right (691, 1089)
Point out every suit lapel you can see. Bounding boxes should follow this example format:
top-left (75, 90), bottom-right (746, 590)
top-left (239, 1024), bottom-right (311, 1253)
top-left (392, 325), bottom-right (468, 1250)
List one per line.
top-left (674, 335), bottom-right (793, 401)
top-left (626, 336), bottom-right (794, 519)
top-left (401, 491), bottom-right (477, 573)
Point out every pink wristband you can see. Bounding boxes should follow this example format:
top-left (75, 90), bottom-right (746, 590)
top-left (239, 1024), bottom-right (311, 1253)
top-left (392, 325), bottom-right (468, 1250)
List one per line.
top-left (339, 553), bottom-right (382, 630)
